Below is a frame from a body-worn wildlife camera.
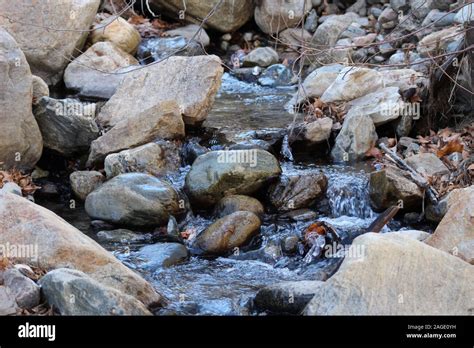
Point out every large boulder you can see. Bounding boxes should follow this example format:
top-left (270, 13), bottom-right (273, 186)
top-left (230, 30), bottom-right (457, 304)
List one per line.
top-left (90, 16), bottom-right (141, 55)
top-left (255, 0), bottom-right (312, 34)
top-left (346, 87), bottom-right (405, 126)
top-left (425, 186), bottom-right (474, 264)
top-left (64, 42), bottom-right (138, 99)
top-left (150, 0), bottom-right (254, 33)
top-left (0, 28), bottom-right (42, 171)
top-left (185, 149), bottom-right (282, 207)
top-left (304, 233), bottom-right (474, 315)
top-left (0, 192), bottom-right (161, 307)
top-left (321, 67), bottom-right (384, 103)
top-left (369, 165), bottom-right (424, 212)
top-left (39, 269), bottom-right (151, 315)
top-left (96, 55), bottom-right (223, 127)
top-left (331, 113), bottom-right (378, 162)
top-left (268, 172), bottom-right (328, 212)
top-left (193, 211), bottom-right (261, 255)
top-left (87, 100), bottom-right (184, 165)
top-left (33, 97), bottom-right (99, 156)
top-left (104, 141), bottom-right (181, 179)
top-left (85, 173), bottom-right (182, 227)
top-left (0, 0), bottom-right (101, 85)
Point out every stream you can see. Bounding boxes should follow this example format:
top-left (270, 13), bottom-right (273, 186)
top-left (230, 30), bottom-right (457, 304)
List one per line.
top-left (38, 73), bottom-right (418, 315)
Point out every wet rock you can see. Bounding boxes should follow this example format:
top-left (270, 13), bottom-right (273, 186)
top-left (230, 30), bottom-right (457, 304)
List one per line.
top-left (331, 113), bottom-right (378, 162)
top-left (281, 209), bottom-right (318, 222)
top-left (104, 141), bottom-right (181, 179)
top-left (282, 235), bottom-right (300, 253)
top-left (91, 16), bottom-right (141, 55)
top-left (0, 182), bottom-right (22, 196)
top-left (243, 47), bottom-right (279, 68)
top-left (3, 269), bottom-right (40, 309)
top-left (405, 153), bottom-right (450, 177)
top-left (258, 64), bottom-right (295, 87)
top-left (137, 36), bottom-right (205, 64)
top-left (70, 171), bottom-right (105, 201)
top-left (96, 229), bottom-right (152, 244)
top-left (0, 192), bottom-right (161, 307)
top-left (88, 100), bottom-right (184, 165)
top-left (0, 28), bottom-right (42, 171)
top-left (268, 172), bottom-right (328, 212)
top-left (0, 287), bottom-right (18, 315)
top-left (34, 97), bottom-right (99, 157)
top-left (255, 0), bottom-right (312, 34)
top-left (137, 243), bottom-right (189, 270)
top-left (0, 0), bottom-right (101, 85)
top-left (346, 87), bottom-right (404, 126)
top-left (425, 193), bottom-right (449, 223)
top-left (304, 233), bottom-right (474, 315)
top-left (32, 76), bottom-right (49, 105)
top-left (311, 13), bottom-right (359, 48)
top-left (214, 195), bottom-right (265, 218)
top-left (181, 141), bottom-right (209, 165)
top-left (185, 149), bottom-right (281, 207)
top-left (321, 67), bottom-right (383, 103)
top-left (96, 55), bottom-right (223, 127)
top-left (369, 165), bottom-right (423, 212)
top-left (165, 24), bottom-right (210, 47)
top-left (425, 186), bottom-right (474, 264)
top-left (64, 42), bottom-right (138, 99)
top-left (292, 64), bottom-right (344, 105)
top-left (255, 281), bottom-right (322, 314)
top-left (193, 211), bottom-right (261, 255)
top-left (85, 173), bottom-right (182, 227)
top-left (39, 269), bottom-right (151, 315)
top-left (150, 0), bottom-right (254, 33)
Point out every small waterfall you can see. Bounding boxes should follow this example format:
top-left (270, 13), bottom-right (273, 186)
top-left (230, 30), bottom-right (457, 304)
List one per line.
top-left (325, 170), bottom-right (375, 219)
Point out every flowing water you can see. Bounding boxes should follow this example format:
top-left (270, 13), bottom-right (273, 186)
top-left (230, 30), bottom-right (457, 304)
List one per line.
top-left (39, 73), bottom-right (412, 315)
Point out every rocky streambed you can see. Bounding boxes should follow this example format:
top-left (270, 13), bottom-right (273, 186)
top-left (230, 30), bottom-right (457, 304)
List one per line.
top-left (0, 0), bottom-right (473, 317)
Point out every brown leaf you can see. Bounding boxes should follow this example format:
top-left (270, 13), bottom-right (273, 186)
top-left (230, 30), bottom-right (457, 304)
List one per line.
top-left (436, 140), bottom-right (464, 158)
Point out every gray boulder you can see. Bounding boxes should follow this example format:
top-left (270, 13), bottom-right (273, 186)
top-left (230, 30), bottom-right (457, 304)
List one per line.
top-left (39, 269), bottom-right (151, 315)
top-left (137, 243), bottom-right (189, 270)
top-left (85, 173), bottom-right (183, 227)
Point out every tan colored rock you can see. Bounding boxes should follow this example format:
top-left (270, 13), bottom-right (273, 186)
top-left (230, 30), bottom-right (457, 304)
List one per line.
top-left (96, 55), bottom-right (223, 127)
top-left (405, 153), bottom-right (450, 177)
top-left (64, 41), bottom-right (138, 99)
top-left (279, 28), bottom-right (312, 51)
top-left (0, 192), bottom-right (162, 307)
top-left (32, 76), bottom-right (49, 105)
top-left (194, 211), bottom-right (261, 255)
top-left (165, 24), bottom-right (210, 47)
top-left (311, 13), bottom-right (359, 48)
top-left (425, 186), bottom-right (474, 264)
top-left (321, 67), bottom-right (384, 103)
top-left (91, 16), bottom-right (141, 55)
top-left (304, 117), bottom-right (334, 143)
top-left (150, 0), bottom-right (254, 33)
top-left (369, 165), bottom-right (423, 212)
top-left (0, 28), bottom-right (43, 171)
top-left (215, 195), bottom-right (265, 218)
top-left (304, 233), bottom-right (474, 315)
top-left (88, 100), bottom-right (184, 165)
top-left (0, 0), bottom-right (101, 85)
top-left (418, 26), bottom-right (464, 57)
top-left (70, 171), bottom-right (105, 201)
top-left (255, 0), bottom-right (312, 34)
